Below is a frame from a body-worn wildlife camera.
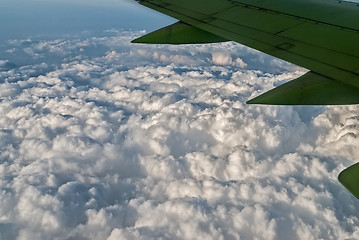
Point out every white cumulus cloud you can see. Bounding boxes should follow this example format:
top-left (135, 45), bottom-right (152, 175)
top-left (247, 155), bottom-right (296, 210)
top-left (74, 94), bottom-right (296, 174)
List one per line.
top-left (0, 29), bottom-right (358, 240)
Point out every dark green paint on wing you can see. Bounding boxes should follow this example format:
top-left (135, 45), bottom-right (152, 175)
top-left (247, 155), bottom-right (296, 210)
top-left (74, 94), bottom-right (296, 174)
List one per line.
top-left (132, 21), bottom-right (228, 44)
top-left (339, 163), bottom-right (359, 199)
top-left (247, 71), bottom-right (359, 105)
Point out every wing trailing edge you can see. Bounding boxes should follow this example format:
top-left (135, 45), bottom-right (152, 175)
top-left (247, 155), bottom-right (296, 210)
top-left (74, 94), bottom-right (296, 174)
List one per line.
top-left (132, 21), bottom-right (228, 45)
top-left (247, 71), bottom-right (359, 105)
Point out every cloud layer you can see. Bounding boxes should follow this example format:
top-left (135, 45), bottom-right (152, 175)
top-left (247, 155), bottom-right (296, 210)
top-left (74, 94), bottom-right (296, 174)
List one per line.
top-left (1, 30), bottom-right (359, 240)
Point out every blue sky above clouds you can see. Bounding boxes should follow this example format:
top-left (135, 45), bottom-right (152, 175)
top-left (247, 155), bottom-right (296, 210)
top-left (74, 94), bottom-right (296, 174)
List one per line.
top-left (1, 1), bottom-right (359, 239)
top-left (0, 0), bottom-right (173, 42)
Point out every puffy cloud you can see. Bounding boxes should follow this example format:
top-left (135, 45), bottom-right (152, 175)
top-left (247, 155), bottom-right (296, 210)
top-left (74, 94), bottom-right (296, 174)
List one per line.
top-left (0, 29), bottom-right (359, 240)
top-left (212, 51), bottom-right (233, 66)
top-left (212, 51), bottom-right (247, 68)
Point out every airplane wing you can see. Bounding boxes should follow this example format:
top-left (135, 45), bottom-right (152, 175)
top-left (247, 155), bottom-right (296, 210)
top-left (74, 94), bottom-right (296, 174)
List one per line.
top-left (133, 0), bottom-right (359, 105)
top-left (339, 163), bottom-right (359, 199)
top-left (133, 0), bottom-right (359, 199)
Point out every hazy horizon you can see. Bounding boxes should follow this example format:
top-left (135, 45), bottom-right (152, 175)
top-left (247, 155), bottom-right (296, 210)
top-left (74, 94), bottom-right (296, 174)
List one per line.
top-left (1, 1), bottom-right (359, 239)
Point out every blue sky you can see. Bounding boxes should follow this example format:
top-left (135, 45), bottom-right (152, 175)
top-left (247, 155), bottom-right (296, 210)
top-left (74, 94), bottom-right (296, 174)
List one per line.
top-left (0, 0), bottom-right (174, 41)
top-left (0, 0), bottom-right (174, 66)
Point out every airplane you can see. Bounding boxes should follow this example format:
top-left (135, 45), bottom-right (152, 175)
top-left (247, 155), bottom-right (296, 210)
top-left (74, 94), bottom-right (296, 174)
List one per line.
top-left (132, 0), bottom-right (359, 199)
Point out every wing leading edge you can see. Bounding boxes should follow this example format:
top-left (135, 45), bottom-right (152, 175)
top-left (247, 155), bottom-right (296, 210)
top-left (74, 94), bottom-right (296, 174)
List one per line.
top-left (133, 0), bottom-right (359, 105)
top-left (132, 21), bottom-right (228, 44)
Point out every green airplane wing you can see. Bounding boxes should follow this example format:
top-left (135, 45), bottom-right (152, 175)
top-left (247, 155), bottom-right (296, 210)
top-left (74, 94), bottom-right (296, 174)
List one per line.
top-left (133, 0), bottom-right (359, 199)
top-left (133, 0), bottom-right (359, 105)
top-left (132, 21), bottom-right (228, 44)
top-left (339, 163), bottom-right (359, 199)
top-left (247, 71), bottom-right (359, 105)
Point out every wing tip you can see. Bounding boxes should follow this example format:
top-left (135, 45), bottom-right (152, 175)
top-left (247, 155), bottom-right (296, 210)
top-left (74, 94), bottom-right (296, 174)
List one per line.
top-left (131, 37), bottom-right (147, 44)
top-left (131, 21), bottom-right (228, 45)
top-left (246, 99), bottom-right (260, 105)
top-left (246, 97), bottom-right (273, 105)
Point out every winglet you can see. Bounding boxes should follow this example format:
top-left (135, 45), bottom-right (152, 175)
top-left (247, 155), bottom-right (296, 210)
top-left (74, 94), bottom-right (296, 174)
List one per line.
top-left (339, 163), bottom-right (359, 199)
top-left (247, 72), bottom-right (359, 105)
top-left (132, 21), bottom-right (228, 45)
